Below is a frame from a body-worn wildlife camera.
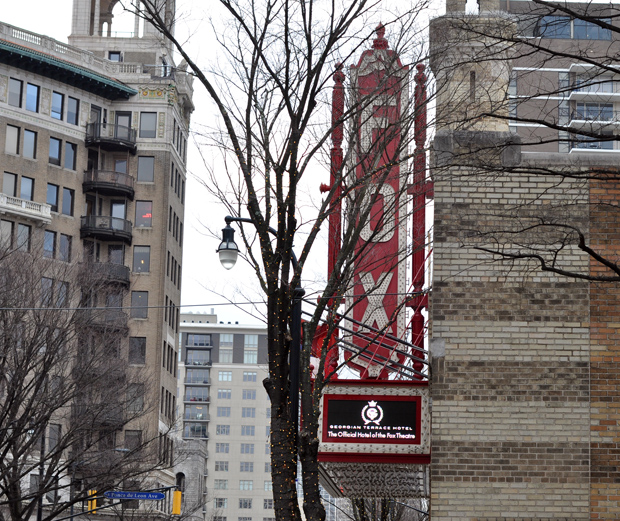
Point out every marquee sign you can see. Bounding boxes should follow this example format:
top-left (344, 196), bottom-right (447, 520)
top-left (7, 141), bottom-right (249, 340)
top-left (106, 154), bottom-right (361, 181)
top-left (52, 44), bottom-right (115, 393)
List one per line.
top-left (323, 395), bottom-right (421, 445)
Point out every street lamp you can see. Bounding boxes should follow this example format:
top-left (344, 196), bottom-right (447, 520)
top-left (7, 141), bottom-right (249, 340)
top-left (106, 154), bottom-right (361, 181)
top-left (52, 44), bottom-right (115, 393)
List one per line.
top-left (217, 216), bottom-right (305, 434)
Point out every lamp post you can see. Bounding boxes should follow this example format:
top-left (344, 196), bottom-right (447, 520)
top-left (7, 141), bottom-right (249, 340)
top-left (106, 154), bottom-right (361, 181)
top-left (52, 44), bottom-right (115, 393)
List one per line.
top-left (217, 216), bottom-right (305, 434)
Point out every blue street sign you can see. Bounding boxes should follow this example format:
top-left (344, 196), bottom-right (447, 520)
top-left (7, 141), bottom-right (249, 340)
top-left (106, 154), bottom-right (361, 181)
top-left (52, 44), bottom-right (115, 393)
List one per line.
top-left (104, 491), bottom-right (166, 501)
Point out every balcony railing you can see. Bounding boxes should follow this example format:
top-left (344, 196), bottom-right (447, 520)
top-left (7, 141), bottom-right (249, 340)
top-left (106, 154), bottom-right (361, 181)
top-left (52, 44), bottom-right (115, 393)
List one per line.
top-left (85, 123), bottom-right (137, 153)
top-left (0, 194), bottom-right (52, 224)
top-left (79, 261), bottom-right (130, 287)
top-left (184, 412), bottom-right (210, 421)
top-left (570, 139), bottom-right (615, 151)
top-left (185, 396), bottom-right (210, 403)
top-left (80, 215), bottom-right (133, 244)
top-left (83, 170), bottom-right (135, 200)
top-left (185, 360), bottom-right (212, 367)
top-left (78, 308), bottom-right (129, 330)
top-left (570, 110), bottom-right (620, 123)
top-left (184, 377), bottom-right (210, 384)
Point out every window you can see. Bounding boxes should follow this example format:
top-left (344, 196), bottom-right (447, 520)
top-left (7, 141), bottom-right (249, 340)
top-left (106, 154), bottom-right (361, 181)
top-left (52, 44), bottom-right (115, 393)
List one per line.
top-left (217, 407), bottom-right (231, 417)
top-left (187, 334), bottom-right (211, 346)
top-left (240, 443), bottom-right (254, 454)
top-left (125, 430), bottom-right (142, 451)
top-left (139, 112), bottom-right (157, 138)
top-left (48, 424), bottom-right (61, 452)
top-left (49, 137), bottom-right (61, 165)
top-left (59, 234), bottom-right (71, 262)
top-left (242, 408), bottom-right (256, 418)
top-left (131, 291), bottom-right (148, 318)
top-left (534, 16), bottom-right (571, 38)
top-left (264, 481), bottom-right (272, 491)
top-left (137, 156), bottom-right (155, 182)
top-left (8, 78), bottom-right (22, 107)
top-left (62, 188), bottom-right (74, 216)
top-left (184, 422), bottom-right (208, 438)
top-left (215, 461), bottom-right (229, 471)
top-left (220, 347), bottom-right (233, 363)
top-left (239, 499), bottom-right (252, 509)
top-left (5, 125), bottom-right (19, 155)
top-left (218, 389), bottom-right (232, 399)
top-left (241, 425), bottom-right (255, 436)
top-left (244, 334), bottom-right (258, 364)
top-left (133, 246), bottom-right (150, 273)
top-left (24, 130), bottom-right (36, 159)
top-left (46, 184), bottom-right (58, 212)
top-left (127, 383), bottom-right (145, 412)
top-left (17, 223), bottom-right (30, 251)
top-left (26, 83), bottom-right (39, 112)
top-left (186, 368), bottom-right (209, 383)
top-left (264, 500), bottom-right (273, 510)
top-left (265, 462), bottom-right (271, 473)
top-left (216, 425), bottom-right (230, 435)
top-left (56, 281), bottom-right (68, 308)
top-left (575, 102), bottom-right (614, 121)
top-left (20, 177), bottom-right (34, 201)
top-left (129, 337), bottom-right (146, 364)
top-left (2, 173), bottom-right (16, 196)
top-left (64, 142), bottom-right (77, 170)
top-left (108, 51), bottom-right (122, 62)
top-left (41, 277), bottom-right (54, 307)
top-left (221, 333), bottom-right (233, 346)
top-left (135, 201), bottom-right (153, 227)
top-left (214, 498), bottom-right (228, 509)
top-left (266, 426), bottom-right (270, 437)
top-left (219, 371), bottom-right (232, 382)
top-left (214, 480), bottom-right (228, 490)
top-left (266, 407), bottom-right (271, 419)
top-left (44, 231), bottom-right (56, 258)
top-left (243, 371), bottom-right (257, 382)
top-left (216, 443), bottom-right (229, 453)
top-left (51, 92), bottom-right (64, 120)
top-left (265, 443), bottom-right (270, 454)
top-left (242, 390), bottom-right (256, 400)
top-left (239, 480), bottom-right (253, 491)
top-left (1, 220), bottom-right (14, 249)
top-left (574, 17), bottom-right (611, 40)
top-left (67, 97), bottom-right (79, 125)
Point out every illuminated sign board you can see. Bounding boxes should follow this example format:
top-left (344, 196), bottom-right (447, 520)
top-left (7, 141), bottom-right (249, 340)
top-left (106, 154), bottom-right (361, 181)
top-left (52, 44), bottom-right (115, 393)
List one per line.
top-left (322, 394), bottom-right (421, 445)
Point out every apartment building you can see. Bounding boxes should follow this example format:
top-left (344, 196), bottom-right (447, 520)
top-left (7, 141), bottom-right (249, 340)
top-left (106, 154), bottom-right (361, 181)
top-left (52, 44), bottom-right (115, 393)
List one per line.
top-left (0, 0), bottom-right (193, 515)
top-left (178, 313), bottom-right (274, 521)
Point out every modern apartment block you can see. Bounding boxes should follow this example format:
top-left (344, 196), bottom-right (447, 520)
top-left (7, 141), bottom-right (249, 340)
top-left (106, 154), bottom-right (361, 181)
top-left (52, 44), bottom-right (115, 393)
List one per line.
top-left (178, 313), bottom-right (274, 521)
top-left (0, 0), bottom-right (192, 512)
top-left (430, 0), bottom-right (620, 518)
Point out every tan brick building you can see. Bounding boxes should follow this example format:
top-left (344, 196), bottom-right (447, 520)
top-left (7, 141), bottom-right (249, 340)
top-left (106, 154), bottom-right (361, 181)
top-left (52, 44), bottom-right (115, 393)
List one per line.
top-left (0, 0), bottom-right (193, 511)
top-left (430, 0), bottom-right (620, 518)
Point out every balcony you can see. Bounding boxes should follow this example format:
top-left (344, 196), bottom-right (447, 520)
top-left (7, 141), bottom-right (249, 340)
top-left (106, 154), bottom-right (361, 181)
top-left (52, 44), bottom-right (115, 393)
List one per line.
top-left (185, 360), bottom-right (212, 367)
top-left (184, 396), bottom-right (210, 403)
top-left (83, 170), bottom-right (135, 200)
top-left (0, 194), bottom-right (51, 225)
top-left (80, 215), bottom-right (133, 244)
top-left (184, 412), bottom-right (210, 421)
top-left (86, 123), bottom-right (137, 154)
top-left (79, 308), bottom-right (129, 331)
top-left (569, 82), bottom-right (620, 102)
top-left (79, 261), bottom-right (130, 287)
top-left (569, 139), bottom-right (616, 153)
top-left (568, 110), bottom-right (620, 130)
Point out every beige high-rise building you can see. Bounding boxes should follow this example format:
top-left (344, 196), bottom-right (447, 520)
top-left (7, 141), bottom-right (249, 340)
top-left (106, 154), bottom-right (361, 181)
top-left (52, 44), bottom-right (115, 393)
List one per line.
top-left (0, 0), bottom-right (193, 514)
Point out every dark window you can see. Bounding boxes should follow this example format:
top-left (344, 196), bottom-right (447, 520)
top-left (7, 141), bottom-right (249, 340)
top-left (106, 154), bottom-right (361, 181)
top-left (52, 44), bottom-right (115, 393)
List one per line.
top-left (59, 234), bottom-right (71, 262)
top-left (135, 201), bottom-right (153, 227)
top-left (26, 83), bottom-right (40, 112)
top-left (51, 92), bottom-right (64, 120)
top-left (109, 51), bottom-right (122, 62)
top-left (46, 184), bottom-right (59, 212)
top-left (64, 142), bottom-right (77, 170)
top-left (535, 16), bottom-right (571, 38)
top-left (574, 18), bottom-right (611, 40)
top-left (67, 97), bottom-right (79, 125)
top-left (5, 125), bottom-right (19, 155)
top-left (49, 138), bottom-right (61, 166)
top-left (17, 224), bottom-right (30, 251)
top-left (1, 220), bottom-right (13, 249)
top-left (62, 188), bottom-right (74, 216)
top-left (41, 277), bottom-right (53, 306)
top-left (20, 177), bottom-right (34, 201)
top-left (108, 244), bottom-right (124, 264)
top-left (44, 230), bottom-right (56, 258)
top-left (133, 246), bottom-right (150, 272)
top-left (24, 130), bottom-right (37, 159)
top-left (127, 384), bottom-right (144, 412)
top-left (139, 112), bottom-right (157, 138)
top-left (3, 173), bottom-right (16, 197)
top-left (131, 291), bottom-right (148, 318)
top-left (125, 430), bottom-right (142, 451)
top-left (137, 156), bottom-right (155, 182)
top-left (129, 337), bottom-right (146, 364)
top-left (8, 78), bottom-right (22, 107)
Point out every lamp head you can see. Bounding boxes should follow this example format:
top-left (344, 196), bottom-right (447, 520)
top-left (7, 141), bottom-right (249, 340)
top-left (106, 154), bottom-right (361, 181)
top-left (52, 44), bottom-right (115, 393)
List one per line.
top-left (217, 223), bottom-right (239, 270)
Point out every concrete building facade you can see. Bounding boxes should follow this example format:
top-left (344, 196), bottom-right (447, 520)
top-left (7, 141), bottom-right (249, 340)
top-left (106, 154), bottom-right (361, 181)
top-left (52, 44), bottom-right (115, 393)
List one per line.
top-left (0, 0), bottom-right (192, 514)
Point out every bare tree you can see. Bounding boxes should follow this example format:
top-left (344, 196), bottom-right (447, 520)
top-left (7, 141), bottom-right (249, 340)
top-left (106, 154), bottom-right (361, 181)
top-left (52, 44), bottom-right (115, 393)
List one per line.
top-left (130, 2), bottom-right (432, 521)
top-left (0, 239), bottom-right (174, 521)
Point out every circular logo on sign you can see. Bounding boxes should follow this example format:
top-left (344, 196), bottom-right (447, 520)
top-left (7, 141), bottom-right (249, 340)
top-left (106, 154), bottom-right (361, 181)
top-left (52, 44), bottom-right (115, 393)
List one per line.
top-left (361, 400), bottom-right (383, 425)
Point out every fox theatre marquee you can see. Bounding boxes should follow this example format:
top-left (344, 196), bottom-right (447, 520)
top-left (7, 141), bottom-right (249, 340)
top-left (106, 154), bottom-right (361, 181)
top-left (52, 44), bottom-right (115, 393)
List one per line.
top-left (318, 381), bottom-right (430, 498)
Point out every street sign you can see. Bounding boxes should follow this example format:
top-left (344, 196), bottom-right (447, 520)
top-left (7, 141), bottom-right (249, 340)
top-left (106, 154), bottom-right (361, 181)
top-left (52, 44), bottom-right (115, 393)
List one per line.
top-left (104, 491), bottom-right (166, 501)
